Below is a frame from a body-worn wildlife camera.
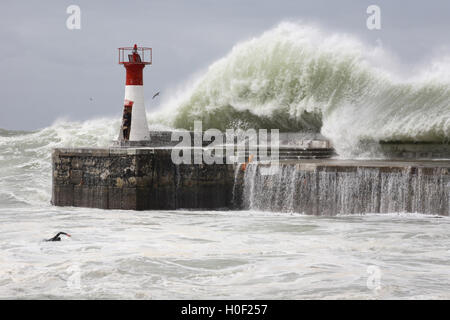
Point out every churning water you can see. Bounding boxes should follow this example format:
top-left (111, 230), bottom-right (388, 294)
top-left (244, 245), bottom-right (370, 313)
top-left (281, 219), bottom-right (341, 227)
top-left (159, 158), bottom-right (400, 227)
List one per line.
top-left (0, 119), bottom-right (449, 299)
top-left (1, 22), bottom-right (450, 299)
top-left (1, 207), bottom-right (450, 299)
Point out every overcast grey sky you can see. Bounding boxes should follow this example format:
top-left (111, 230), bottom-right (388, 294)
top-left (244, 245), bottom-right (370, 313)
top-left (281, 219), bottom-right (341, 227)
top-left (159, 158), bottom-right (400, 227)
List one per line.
top-left (1, 0), bottom-right (449, 130)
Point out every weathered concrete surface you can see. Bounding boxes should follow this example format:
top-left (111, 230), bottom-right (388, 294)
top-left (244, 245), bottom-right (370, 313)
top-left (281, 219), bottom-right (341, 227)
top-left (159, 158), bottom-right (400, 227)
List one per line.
top-left (267, 159), bottom-right (450, 169)
top-left (52, 148), bottom-right (235, 210)
top-left (378, 142), bottom-right (450, 159)
top-left (359, 141), bottom-right (450, 159)
top-left (113, 131), bottom-right (226, 148)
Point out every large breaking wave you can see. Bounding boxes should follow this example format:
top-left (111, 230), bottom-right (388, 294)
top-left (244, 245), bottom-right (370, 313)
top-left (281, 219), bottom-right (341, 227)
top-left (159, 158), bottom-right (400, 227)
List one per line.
top-left (156, 22), bottom-right (450, 156)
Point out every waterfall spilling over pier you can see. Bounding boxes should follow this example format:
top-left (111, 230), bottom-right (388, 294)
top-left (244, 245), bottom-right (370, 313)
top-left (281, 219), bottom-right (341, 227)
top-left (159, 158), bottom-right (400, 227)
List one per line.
top-left (233, 160), bottom-right (449, 216)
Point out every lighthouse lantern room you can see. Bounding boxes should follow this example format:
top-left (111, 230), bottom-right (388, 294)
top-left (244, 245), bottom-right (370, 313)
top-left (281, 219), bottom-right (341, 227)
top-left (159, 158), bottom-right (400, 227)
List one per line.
top-left (118, 44), bottom-right (152, 142)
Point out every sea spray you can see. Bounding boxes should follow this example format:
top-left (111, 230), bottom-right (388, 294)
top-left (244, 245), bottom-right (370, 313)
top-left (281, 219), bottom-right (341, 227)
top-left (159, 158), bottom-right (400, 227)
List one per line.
top-left (151, 22), bottom-right (450, 157)
top-left (0, 119), bottom-right (120, 207)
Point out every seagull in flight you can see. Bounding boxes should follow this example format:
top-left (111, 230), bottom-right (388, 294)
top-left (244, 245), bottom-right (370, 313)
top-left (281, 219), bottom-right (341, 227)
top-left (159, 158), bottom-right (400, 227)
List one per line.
top-left (152, 91), bottom-right (160, 99)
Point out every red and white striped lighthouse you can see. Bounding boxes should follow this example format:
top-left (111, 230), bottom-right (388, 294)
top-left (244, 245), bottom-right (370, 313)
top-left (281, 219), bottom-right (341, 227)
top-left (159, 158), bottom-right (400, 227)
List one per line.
top-left (118, 44), bottom-right (152, 141)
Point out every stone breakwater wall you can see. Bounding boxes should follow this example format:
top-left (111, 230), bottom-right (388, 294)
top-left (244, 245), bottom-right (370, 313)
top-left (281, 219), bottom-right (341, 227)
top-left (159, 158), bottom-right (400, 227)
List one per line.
top-left (52, 148), bottom-right (235, 210)
top-left (52, 148), bottom-right (449, 215)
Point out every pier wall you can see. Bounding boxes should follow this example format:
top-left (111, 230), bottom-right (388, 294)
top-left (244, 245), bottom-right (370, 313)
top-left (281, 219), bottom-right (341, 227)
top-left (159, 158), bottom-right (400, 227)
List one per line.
top-left (234, 160), bottom-right (449, 216)
top-left (52, 148), bottom-right (235, 210)
top-left (52, 148), bottom-right (449, 215)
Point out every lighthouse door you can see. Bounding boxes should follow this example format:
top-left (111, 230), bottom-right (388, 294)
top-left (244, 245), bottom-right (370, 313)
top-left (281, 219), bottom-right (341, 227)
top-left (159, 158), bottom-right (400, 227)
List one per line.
top-left (121, 100), bottom-right (134, 141)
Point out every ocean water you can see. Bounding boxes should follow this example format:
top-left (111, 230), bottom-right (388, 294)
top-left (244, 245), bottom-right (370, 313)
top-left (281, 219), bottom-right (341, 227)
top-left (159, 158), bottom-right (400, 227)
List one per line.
top-left (1, 22), bottom-right (450, 299)
top-left (0, 123), bottom-right (449, 299)
top-left (1, 208), bottom-right (450, 299)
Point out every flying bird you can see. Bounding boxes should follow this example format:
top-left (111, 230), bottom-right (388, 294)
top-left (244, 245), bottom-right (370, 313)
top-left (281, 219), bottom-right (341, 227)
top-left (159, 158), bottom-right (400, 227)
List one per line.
top-left (152, 91), bottom-right (160, 99)
top-left (45, 232), bottom-right (71, 242)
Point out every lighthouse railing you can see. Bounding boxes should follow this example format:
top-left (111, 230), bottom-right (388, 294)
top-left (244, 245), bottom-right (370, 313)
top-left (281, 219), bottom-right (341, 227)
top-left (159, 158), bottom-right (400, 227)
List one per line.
top-left (118, 47), bottom-right (152, 65)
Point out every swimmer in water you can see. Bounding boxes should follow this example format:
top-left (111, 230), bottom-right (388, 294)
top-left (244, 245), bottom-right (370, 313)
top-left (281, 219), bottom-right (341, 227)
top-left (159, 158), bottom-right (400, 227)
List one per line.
top-left (45, 232), bottom-right (71, 242)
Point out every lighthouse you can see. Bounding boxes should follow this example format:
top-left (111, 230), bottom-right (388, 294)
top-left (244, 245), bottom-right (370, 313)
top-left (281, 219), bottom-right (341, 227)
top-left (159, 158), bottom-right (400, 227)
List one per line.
top-left (118, 44), bottom-right (152, 141)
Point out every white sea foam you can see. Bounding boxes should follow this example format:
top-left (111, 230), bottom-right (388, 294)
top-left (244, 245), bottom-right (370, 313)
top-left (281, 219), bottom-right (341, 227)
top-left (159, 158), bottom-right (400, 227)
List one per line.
top-left (150, 22), bottom-right (450, 157)
top-left (0, 207), bottom-right (449, 299)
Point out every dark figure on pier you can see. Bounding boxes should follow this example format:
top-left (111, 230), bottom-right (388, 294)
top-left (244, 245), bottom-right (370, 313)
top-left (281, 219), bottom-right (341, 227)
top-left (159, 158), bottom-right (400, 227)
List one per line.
top-left (45, 232), bottom-right (71, 242)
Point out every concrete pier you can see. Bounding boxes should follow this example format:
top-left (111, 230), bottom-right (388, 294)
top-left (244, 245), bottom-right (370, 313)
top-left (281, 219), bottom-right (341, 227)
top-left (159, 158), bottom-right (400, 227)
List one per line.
top-left (52, 148), bottom-right (234, 210)
top-left (52, 147), bottom-right (449, 215)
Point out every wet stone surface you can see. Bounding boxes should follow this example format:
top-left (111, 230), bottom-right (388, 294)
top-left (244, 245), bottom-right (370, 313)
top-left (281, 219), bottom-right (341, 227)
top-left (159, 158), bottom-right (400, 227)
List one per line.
top-left (52, 148), bottom-right (235, 210)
